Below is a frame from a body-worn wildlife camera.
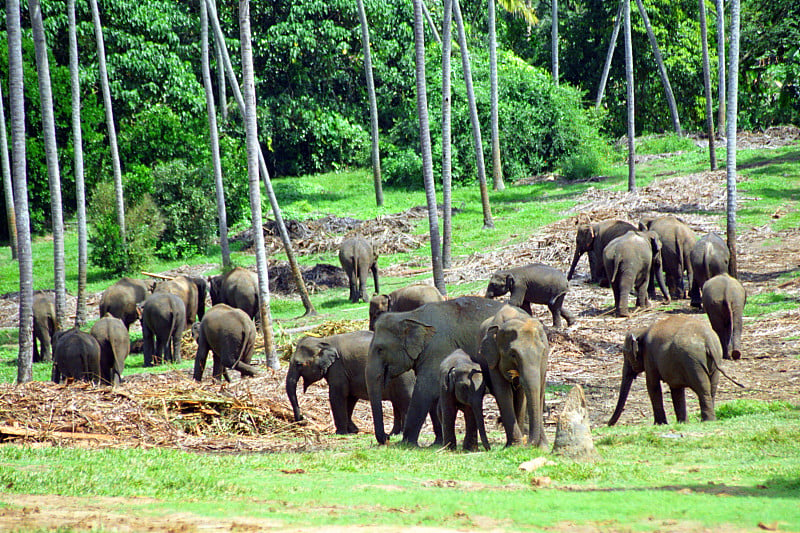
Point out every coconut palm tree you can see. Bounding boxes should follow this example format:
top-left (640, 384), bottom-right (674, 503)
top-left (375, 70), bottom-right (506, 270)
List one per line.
top-left (421, 0), bottom-right (441, 44)
top-left (488, 0), bottom-right (504, 191)
top-left (356, 0), bottom-right (383, 207)
top-left (699, 0), bottom-right (717, 170)
top-left (212, 0), bottom-right (228, 124)
top-left (0, 83), bottom-right (17, 261)
top-left (595, 0), bottom-right (623, 107)
top-left (441, 0), bottom-right (453, 268)
top-left (552, 0), bottom-right (558, 84)
top-left (623, 0), bottom-right (635, 192)
top-left (726, 0), bottom-right (741, 278)
top-left (716, 0), bottom-right (726, 135)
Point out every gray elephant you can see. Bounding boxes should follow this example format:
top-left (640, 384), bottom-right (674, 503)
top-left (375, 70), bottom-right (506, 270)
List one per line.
top-left (90, 313), bottom-right (130, 386)
top-left (51, 328), bottom-right (101, 384)
top-left (369, 283), bottom-right (444, 331)
top-left (609, 315), bottom-right (726, 425)
top-left (479, 305), bottom-right (550, 448)
top-left (286, 330), bottom-right (414, 435)
top-left (603, 230), bottom-right (670, 317)
top-left (209, 267), bottom-right (259, 320)
top-left (339, 237), bottom-right (379, 303)
top-left (154, 275), bottom-right (207, 328)
top-left (99, 277), bottom-right (156, 329)
top-left (689, 232), bottom-right (730, 307)
top-left (140, 292), bottom-right (186, 366)
top-left (33, 292), bottom-right (56, 362)
top-left (438, 349), bottom-right (490, 451)
top-left (366, 296), bottom-right (506, 446)
top-left (485, 264), bottom-right (576, 328)
top-left (567, 218), bottom-right (637, 286)
top-left (192, 303), bottom-right (258, 382)
top-left (640, 215), bottom-right (697, 299)
top-left (702, 274), bottom-right (746, 361)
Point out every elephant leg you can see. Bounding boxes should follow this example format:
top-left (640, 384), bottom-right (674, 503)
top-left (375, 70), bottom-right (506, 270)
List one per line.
top-left (346, 395), bottom-right (359, 434)
top-left (689, 277), bottom-right (703, 308)
top-left (212, 354), bottom-right (224, 380)
top-left (616, 277), bottom-right (633, 317)
top-left (389, 400), bottom-right (404, 436)
top-left (154, 335), bottom-right (166, 366)
top-left (462, 406), bottom-right (480, 452)
top-left (143, 324), bottom-right (155, 367)
top-left (233, 360), bottom-right (259, 377)
top-left (438, 393), bottom-right (458, 450)
top-left (171, 331), bottom-right (182, 364)
top-left (401, 376), bottom-right (438, 447)
top-left (646, 373), bottom-right (668, 425)
top-left (429, 400), bottom-right (443, 446)
top-left (329, 385), bottom-right (353, 434)
top-left (490, 370), bottom-right (523, 446)
top-left (548, 294), bottom-right (567, 328)
top-left (670, 387), bottom-right (687, 422)
top-left (635, 280), bottom-right (649, 309)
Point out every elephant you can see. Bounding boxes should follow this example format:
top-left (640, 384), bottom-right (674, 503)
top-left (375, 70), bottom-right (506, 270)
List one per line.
top-left (368, 282), bottom-right (444, 331)
top-left (702, 274), bottom-right (746, 361)
top-left (98, 277), bottom-right (155, 329)
top-left (286, 330), bottom-right (414, 435)
top-left (366, 296), bottom-right (506, 446)
top-left (192, 303), bottom-right (258, 382)
top-left (51, 327), bottom-right (101, 384)
top-left (639, 215), bottom-right (697, 299)
top-left (438, 349), bottom-right (491, 451)
top-left (689, 232), bottom-right (730, 308)
top-left (485, 264), bottom-right (576, 328)
top-left (90, 313), bottom-right (130, 386)
top-left (154, 275), bottom-right (207, 328)
top-left (567, 218), bottom-right (637, 286)
top-left (209, 267), bottom-right (259, 321)
top-left (33, 292), bottom-right (56, 362)
top-left (339, 237), bottom-right (379, 303)
top-left (608, 315), bottom-right (725, 425)
top-left (140, 292), bottom-right (186, 366)
top-left (479, 305), bottom-right (550, 448)
top-left (603, 230), bottom-right (670, 317)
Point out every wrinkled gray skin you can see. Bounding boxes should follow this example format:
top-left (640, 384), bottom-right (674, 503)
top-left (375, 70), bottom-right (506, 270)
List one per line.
top-left (485, 264), bottom-right (576, 328)
top-left (339, 237), bottom-right (379, 303)
top-left (438, 349), bottom-right (490, 451)
top-left (689, 232), bottom-right (730, 307)
top-left (33, 292), bottom-right (56, 362)
top-left (140, 292), bottom-right (186, 366)
top-left (209, 267), bottom-right (259, 320)
top-left (603, 230), bottom-right (671, 317)
top-left (154, 275), bottom-right (208, 328)
top-left (192, 304), bottom-right (258, 382)
top-left (51, 328), bottom-right (101, 384)
top-left (90, 313), bottom-right (130, 386)
top-left (640, 216), bottom-right (697, 299)
top-left (366, 296), bottom-right (506, 446)
top-left (479, 305), bottom-right (550, 448)
top-left (702, 274), bottom-right (746, 361)
top-left (98, 277), bottom-right (155, 329)
top-left (567, 219), bottom-right (637, 286)
top-left (286, 331), bottom-right (414, 435)
top-left (369, 283), bottom-right (444, 331)
top-left (609, 315), bottom-right (722, 426)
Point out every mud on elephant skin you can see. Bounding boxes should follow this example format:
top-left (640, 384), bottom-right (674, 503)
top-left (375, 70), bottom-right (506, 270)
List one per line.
top-left (338, 237), bottom-right (379, 303)
top-left (193, 304), bottom-right (258, 382)
top-left (286, 330), bottom-right (414, 435)
top-left (90, 313), bottom-right (130, 386)
top-left (485, 264), bottom-right (576, 328)
top-left (639, 215), bottom-right (697, 300)
top-left (438, 349), bottom-right (490, 451)
top-left (603, 230), bottom-right (670, 317)
top-left (567, 217), bottom-right (637, 286)
top-left (51, 328), bottom-right (102, 384)
top-left (209, 267), bottom-right (259, 321)
top-left (98, 277), bottom-right (156, 330)
top-left (33, 292), bottom-right (56, 363)
top-left (368, 282), bottom-right (444, 331)
top-left (689, 232), bottom-right (730, 307)
top-left (702, 274), bottom-right (746, 361)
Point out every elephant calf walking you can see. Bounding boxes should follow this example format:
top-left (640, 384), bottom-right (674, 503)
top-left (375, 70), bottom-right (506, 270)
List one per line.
top-left (438, 349), bottom-right (490, 451)
top-left (702, 274), bottom-right (746, 361)
top-left (485, 264), bottom-right (576, 328)
top-left (192, 304), bottom-right (259, 382)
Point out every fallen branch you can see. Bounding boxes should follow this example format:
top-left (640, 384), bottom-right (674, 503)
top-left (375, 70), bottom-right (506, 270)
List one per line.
top-left (0, 426), bottom-right (116, 441)
top-left (142, 271), bottom-right (174, 280)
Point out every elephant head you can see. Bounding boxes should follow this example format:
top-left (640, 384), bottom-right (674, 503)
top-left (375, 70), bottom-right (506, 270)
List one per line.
top-left (286, 337), bottom-right (341, 422)
top-left (608, 329), bottom-right (646, 426)
top-left (567, 220), bottom-right (596, 280)
top-left (446, 365), bottom-right (490, 451)
top-left (368, 294), bottom-right (392, 331)
top-left (485, 271), bottom-right (513, 299)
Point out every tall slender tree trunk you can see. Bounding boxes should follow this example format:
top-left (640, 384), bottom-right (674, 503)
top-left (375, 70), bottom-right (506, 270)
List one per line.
top-left (7, 0), bottom-right (34, 383)
top-left (29, 0), bottom-right (66, 331)
top-left (633, 0), bottom-right (682, 136)
top-left (441, 0), bottom-right (453, 269)
top-left (205, 0), bottom-right (316, 317)
top-left (89, 0), bottom-right (127, 264)
top-left (595, 0), bottom-right (623, 108)
top-left (201, 0), bottom-right (231, 270)
top-left (488, 0), bottom-right (504, 191)
top-left (699, 0), bottom-right (717, 170)
top-left (715, 0), bottom-right (726, 136)
top-left (356, 0), bottom-right (383, 207)
top-left (551, 0), bottom-right (558, 84)
top-left (453, 0), bottom-right (494, 230)
top-left (68, 0), bottom-right (88, 327)
top-left (0, 83), bottom-right (17, 260)
top-left (212, 0), bottom-right (227, 124)
top-left (421, 0), bottom-right (441, 44)
top-left (623, 0), bottom-right (636, 192)
top-left (412, 0), bottom-right (446, 296)
top-left (726, 0), bottom-right (740, 279)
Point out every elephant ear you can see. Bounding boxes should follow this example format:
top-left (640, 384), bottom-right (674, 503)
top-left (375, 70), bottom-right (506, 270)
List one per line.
top-left (191, 322), bottom-right (202, 341)
top-left (317, 343), bottom-right (340, 375)
top-left (400, 319), bottom-right (436, 361)
top-left (480, 325), bottom-right (501, 369)
top-left (647, 231), bottom-right (662, 257)
top-left (385, 294), bottom-right (394, 311)
top-left (622, 332), bottom-right (645, 373)
top-left (446, 367), bottom-right (458, 392)
top-left (504, 274), bottom-right (516, 294)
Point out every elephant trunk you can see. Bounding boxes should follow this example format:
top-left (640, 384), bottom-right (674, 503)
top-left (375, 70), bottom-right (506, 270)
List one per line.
top-left (285, 367), bottom-right (304, 422)
top-left (653, 257), bottom-right (671, 302)
top-left (566, 249), bottom-right (583, 281)
top-left (520, 366), bottom-right (548, 449)
top-left (608, 361), bottom-right (638, 426)
top-left (471, 394), bottom-right (491, 451)
top-left (366, 357), bottom-right (389, 444)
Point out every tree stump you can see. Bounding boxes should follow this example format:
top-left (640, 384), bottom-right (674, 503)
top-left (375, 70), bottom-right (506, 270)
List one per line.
top-left (551, 384), bottom-right (600, 461)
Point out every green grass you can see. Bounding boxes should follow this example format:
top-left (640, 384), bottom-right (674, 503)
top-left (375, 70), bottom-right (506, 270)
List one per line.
top-left (745, 292), bottom-right (800, 317)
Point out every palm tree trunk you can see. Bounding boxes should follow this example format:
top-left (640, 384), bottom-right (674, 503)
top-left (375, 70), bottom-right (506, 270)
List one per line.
top-left (441, 0), bottom-right (453, 269)
top-left (7, 0), bottom-right (34, 383)
top-left (212, 0), bottom-right (228, 124)
top-left (726, 0), bottom-right (740, 279)
top-left (29, 0), bottom-right (66, 329)
top-left (595, 0), bottom-right (623, 108)
top-left (699, 0), bottom-right (717, 170)
top-left (623, 0), bottom-right (636, 192)
top-left (715, 0), bottom-right (726, 136)
top-left (68, 0), bottom-right (88, 327)
top-left (201, 0), bottom-right (231, 270)
top-left (453, 0), bottom-right (494, 230)
top-left (488, 0), bottom-right (504, 191)
top-left (0, 83), bottom-right (17, 260)
top-left (412, 0), bottom-right (446, 296)
top-left (356, 0), bottom-right (383, 207)
top-left (421, 0), bottom-right (441, 44)
top-left (551, 0), bottom-right (558, 84)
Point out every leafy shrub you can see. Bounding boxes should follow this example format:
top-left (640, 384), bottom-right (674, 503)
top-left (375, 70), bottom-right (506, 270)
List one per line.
top-left (382, 147), bottom-right (423, 188)
top-left (716, 400), bottom-right (795, 420)
top-left (635, 133), bottom-right (697, 155)
top-left (560, 142), bottom-right (607, 181)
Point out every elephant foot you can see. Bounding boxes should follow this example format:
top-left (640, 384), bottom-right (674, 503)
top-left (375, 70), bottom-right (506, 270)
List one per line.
top-left (690, 299), bottom-right (703, 308)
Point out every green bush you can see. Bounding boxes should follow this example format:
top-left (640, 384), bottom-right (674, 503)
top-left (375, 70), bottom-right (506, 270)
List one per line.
top-left (716, 399), bottom-right (796, 420)
top-left (382, 147), bottom-right (423, 188)
top-left (560, 144), bottom-right (607, 181)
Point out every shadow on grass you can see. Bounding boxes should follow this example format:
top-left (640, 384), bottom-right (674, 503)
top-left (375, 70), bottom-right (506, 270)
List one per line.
top-left (740, 266), bottom-right (800, 284)
top-left (560, 477), bottom-right (800, 499)
top-left (739, 149), bottom-right (800, 170)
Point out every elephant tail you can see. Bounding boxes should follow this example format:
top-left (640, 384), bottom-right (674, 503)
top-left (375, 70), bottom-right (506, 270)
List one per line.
top-left (708, 347), bottom-right (746, 388)
top-left (231, 329), bottom-right (250, 370)
top-left (609, 256), bottom-right (622, 286)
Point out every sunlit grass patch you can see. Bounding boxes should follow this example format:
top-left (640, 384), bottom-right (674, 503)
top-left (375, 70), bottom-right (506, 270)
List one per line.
top-left (716, 399), bottom-right (797, 420)
top-left (745, 292), bottom-right (800, 317)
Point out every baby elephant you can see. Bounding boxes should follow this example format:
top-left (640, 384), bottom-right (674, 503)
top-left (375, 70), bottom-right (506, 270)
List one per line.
top-left (689, 232), bottom-right (730, 307)
top-left (339, 237), bottom-right (379, 303)
top-left (603, 230), bottom-right (670, 317)
top-left (485, 264), bottom-right (576, 328)
top-left (192, 304), bottom-right (259, 382)
top-left (702, 274), bottom-right (746, 360)
top-left (90, 313), bottom-right (130, 386)
top-left (51, 328), bottom-right (101, 384)
top-left (368, 283), bottom-right (444, 331)
top-left (438, 349), bottom-right (490, 451)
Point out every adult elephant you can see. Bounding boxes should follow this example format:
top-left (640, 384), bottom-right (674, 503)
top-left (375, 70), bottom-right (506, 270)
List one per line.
top-left (438, 349), bottom-right (490, 451)
top-left (98, 277), bottom-right (155, 329)
top-left (639, 215), bottom-right (697, 299)
top-left (286, 330), bottom-right (414, 435)
top-left (603, 230), bottom-right (670, 317)
top-left (369, 282), bottom-right (444, 331)
top-left (702, 274), bottom-right (746, 361)
top-left (192, 304), bottom-right (258, 382)
top-left (485, 264), bottom-right (576, 328)
top-left (90, 313), bottom-right (130, 386)
top-left (339, 237), bottom-right (379, 303)
top-left (479, 305), bottom-right (550, 448)
top-left (140, 292), bottom-right (186, 366)
top-left (567, 218), bottom-right (637, 286)
top-left (154, 275), bottom-right (207, 328)
top-left (51, 328), bottom-right (101, 384)
top-left (33, 292), bottom-right (56, 362)
top-left (366, 296), bottom-right (506, 446)
top-left (689, 232), bottom-right (730, 307)
top-left (208, 267), bottom-right (259, 320)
